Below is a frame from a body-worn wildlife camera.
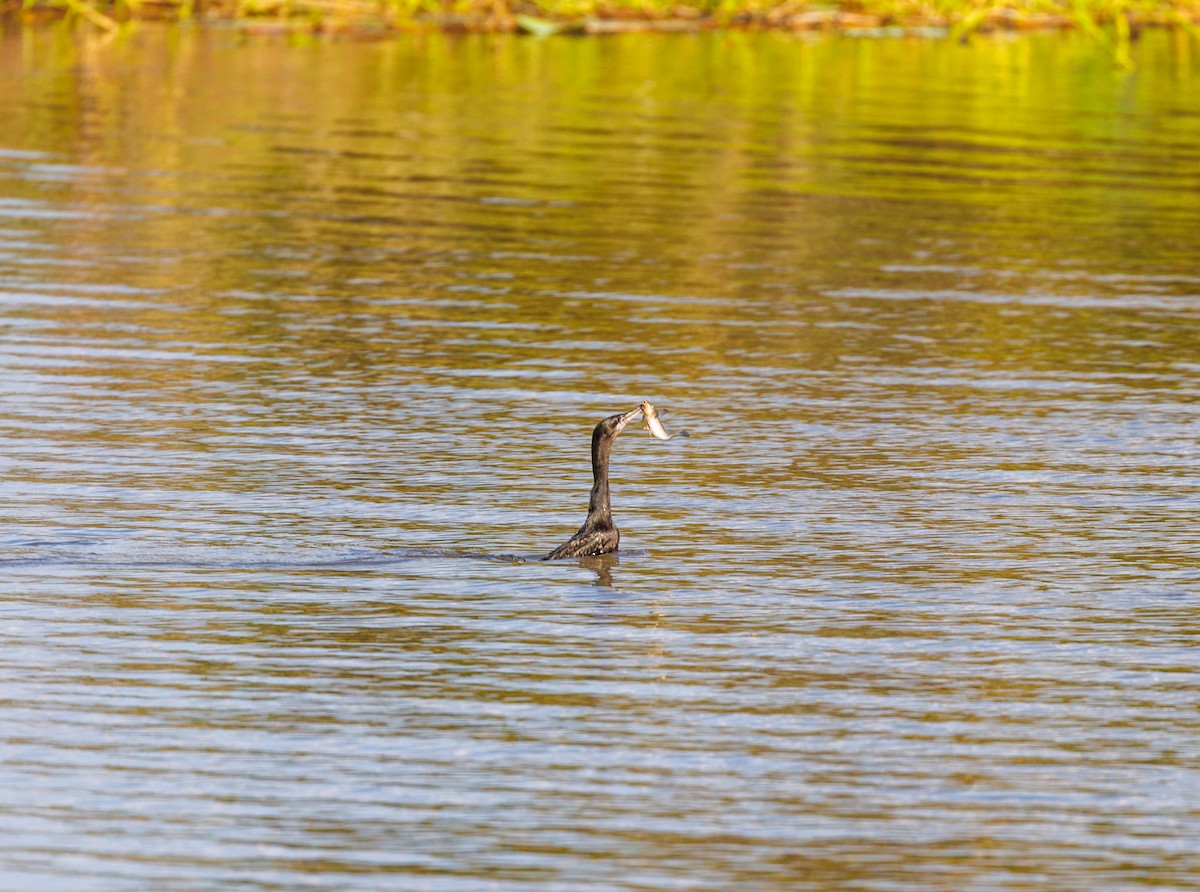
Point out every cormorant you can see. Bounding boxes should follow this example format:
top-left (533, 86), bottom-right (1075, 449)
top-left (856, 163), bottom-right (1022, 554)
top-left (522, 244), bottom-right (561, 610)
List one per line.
top-left (543, 405), bottom-right (643, 560)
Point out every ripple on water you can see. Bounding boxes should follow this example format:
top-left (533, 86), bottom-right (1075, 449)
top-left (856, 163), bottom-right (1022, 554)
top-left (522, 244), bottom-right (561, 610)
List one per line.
top-left (1, 25), bottom-right (1199, 892)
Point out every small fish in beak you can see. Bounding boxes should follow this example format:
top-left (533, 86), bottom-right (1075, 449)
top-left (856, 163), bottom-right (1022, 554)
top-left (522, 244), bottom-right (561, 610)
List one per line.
top-left (640, 400), bottom-right (689, 441)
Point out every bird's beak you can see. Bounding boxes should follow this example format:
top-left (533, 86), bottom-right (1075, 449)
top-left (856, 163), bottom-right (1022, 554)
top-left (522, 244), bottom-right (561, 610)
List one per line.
top-left (613, 405), bottom-right (643, 433)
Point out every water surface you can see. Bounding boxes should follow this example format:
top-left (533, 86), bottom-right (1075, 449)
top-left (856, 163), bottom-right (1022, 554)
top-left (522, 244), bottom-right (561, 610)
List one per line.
top-left (1, 26), bottom-right (1199, 890)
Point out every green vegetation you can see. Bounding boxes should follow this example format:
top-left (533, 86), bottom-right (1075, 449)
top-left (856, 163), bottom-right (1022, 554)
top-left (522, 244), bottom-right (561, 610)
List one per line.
top-left (5, 0), bottom-right (1198, 69)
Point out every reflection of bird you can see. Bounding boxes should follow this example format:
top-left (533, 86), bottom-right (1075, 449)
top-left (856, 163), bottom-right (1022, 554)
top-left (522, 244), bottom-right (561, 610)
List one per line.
top-left (543, 406), bottom-right (643, 560)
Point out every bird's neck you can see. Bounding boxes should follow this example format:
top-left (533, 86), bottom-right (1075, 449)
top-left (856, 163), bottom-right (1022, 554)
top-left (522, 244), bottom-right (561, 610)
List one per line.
top-left (586, 430), bottom-right (615, 522)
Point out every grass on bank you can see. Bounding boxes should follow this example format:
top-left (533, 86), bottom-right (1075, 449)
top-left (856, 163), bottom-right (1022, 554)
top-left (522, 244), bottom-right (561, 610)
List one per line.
top-left (6, 0), bottom-right (1200, 68)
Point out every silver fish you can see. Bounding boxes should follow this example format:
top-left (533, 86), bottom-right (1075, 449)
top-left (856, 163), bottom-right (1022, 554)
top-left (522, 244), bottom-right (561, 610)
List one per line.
top-left (640, 400), bottom-right (689, 441)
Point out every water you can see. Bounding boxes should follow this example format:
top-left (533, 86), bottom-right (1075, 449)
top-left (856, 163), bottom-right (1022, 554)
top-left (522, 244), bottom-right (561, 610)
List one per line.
top-left (1, 25), bottom-right (1199, 890)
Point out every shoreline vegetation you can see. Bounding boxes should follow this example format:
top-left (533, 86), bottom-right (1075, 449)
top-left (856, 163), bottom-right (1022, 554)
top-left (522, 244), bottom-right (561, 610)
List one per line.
top-left (5, 0), bottom-right (1200, 68)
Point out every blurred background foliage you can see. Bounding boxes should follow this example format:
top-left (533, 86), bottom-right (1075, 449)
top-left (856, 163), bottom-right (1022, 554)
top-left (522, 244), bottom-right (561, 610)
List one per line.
top-left (6, 0), bottom-right (1200, 73)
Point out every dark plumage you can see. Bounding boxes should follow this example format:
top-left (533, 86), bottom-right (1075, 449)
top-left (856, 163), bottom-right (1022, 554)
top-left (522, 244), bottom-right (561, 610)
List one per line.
top-left (543, 406), bottom-right (642, 560)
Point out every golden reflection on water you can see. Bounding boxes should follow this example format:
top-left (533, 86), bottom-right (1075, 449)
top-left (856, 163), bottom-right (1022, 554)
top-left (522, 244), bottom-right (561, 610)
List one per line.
top-left (0, 23), bottom-right (1199, 891)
